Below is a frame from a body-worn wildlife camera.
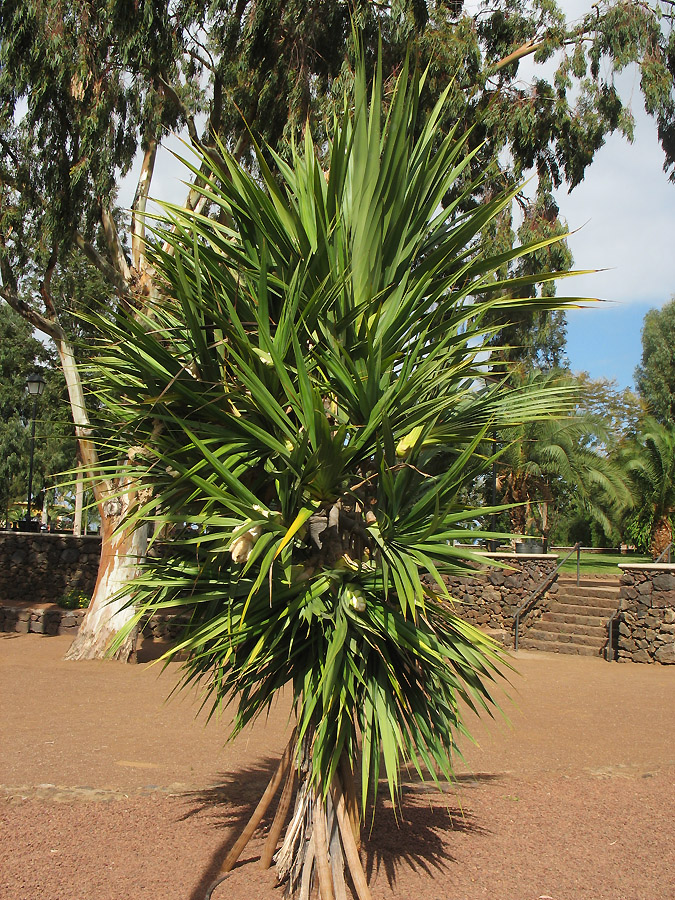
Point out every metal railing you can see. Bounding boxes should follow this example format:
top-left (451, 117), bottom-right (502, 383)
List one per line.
top-left (606, 607), bottom-right (621, 661)
top-left (513, 542), bottom-right (581, 651)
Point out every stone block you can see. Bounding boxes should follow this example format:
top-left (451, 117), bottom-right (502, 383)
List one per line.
top-left (653, 573), bottom-right (675, 591)
top-left (652, 590), bottom-right (675, 609)
top-left (637, 581), bottom-right (652, 596)
top-left (655, 644), bottom-right (675, 664)
top-left (664, 608), bottom-right (675, 624)
top-left (621, 587), bottom-right (638, 601)
top-left (631, 649), bottom-right (651, 663)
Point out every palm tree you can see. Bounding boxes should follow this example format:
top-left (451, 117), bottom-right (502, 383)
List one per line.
top-left (90, 52), bottom-right (587, 898)
top-left (496, 381), bottom-right (632, 544)
top-left (620, 419), bottom-right (675, 559)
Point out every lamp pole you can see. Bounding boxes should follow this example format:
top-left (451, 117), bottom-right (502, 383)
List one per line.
top-left (25, 373), bottom-right (46, 531)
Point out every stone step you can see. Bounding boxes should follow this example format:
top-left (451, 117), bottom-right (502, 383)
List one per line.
top-left (518, 637), bottom-right (604, 657)
top-left (558, 574), bottom-right (621, 584)
top-left (553, 596), bottom-right (619, 612)
top-left (544, 611), bottom-right (610, 628)
top-left (525, 627), bottom-right (606, 648)
top-left (535, 618), bottom-right (607, 638)
top-left (555, 585), bottom-right (621, 601)
top-left (552, 603), bottom-right (618, 619)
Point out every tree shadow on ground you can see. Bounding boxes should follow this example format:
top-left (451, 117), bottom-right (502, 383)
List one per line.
top-left (178, 756), bottom-right (285, 900)
top-left (177, 760), bottom-right (500, 900)
top-left (363, 775), bottom-right (496, 888)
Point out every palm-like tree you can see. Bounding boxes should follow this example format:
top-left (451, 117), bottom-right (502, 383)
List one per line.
top-left (621, 419), bottom-right (675, 559)
top-left (496, 382), bottom-right (632, 542)
top-left (91, 54), bottom-right (586, 898)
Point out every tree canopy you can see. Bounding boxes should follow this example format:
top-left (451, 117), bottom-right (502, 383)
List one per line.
top-left (2, 1), bottom-right (674, 324)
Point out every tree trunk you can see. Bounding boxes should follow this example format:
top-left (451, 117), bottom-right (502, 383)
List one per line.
top-left (73, 467), bottom-right (84, 536)
top-left (65, 505), bottom-right (147, 661)
top-left (208, 733), bottom-right (371, 900)
top-left (650, 515), bottom-right (673, 561)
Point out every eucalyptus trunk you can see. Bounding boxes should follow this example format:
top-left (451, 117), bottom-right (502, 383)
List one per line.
top-left (65, 500), bottom-right (147, 661)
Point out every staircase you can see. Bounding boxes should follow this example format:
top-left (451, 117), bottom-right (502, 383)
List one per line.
top-left (519, 574), bottom-right (621, 657)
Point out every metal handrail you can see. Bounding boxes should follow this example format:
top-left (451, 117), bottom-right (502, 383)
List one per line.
top-left (513, 542), bottom-right (581, 651)
top-left (654, 541), bottom-right (673, 564)
top-left (606, 606), bottom-right (621, 662)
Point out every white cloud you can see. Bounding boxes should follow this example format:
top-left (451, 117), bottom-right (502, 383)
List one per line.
top-left (554, 100), bottom-right (675, 308)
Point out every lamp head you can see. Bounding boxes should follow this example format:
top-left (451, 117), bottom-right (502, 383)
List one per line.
top-left (26, 372), bottom-right (46, 397)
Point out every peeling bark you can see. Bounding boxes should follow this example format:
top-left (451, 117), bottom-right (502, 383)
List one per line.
top-left (64, 512), bottom-right (147, 661)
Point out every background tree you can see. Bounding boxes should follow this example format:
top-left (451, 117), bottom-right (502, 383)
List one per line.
top-left (2, 0), bottom-right (674, 657)
top-left (90, 56), bottom-right (586, 897)
top-left (635, 295), bottom-right (675, 425)
top-left (495, 404), bottom-right (631, 543)
top-left (0, 304), bottom-right (75, 527)
top-left (620, 418), bottom-right (675, 557)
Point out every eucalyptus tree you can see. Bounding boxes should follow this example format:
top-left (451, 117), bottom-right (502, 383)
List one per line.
top-left (89, 51), bottom-right (591, 897)
top-left (1, 0), bottom-right (673, 658)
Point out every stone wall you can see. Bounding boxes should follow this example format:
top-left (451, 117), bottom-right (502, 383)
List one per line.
top-left (443, 553), bottom-right (560, 646)
top-left (616, 565), bottom-right (675, 664)
top-left (0, 538), bottom-right (558, 648)
top-left (0, 531), bottom-right (101, 607)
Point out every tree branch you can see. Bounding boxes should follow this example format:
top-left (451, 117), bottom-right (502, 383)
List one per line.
top-left (99, 205), bottom-right (132, 283)
top-left (131, 139), bottom-right (157, 271)
top-left (159, 76), bottom-right (199, 145)
top-left (74, 231), bottom-right (132, 298)
top-left (0, 284), bottom-right (64, 343)
top-left (40, 244), bottom-right (59, 320)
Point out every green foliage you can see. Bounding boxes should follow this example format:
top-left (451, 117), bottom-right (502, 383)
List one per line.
top-left (495, 373), bottom-right (632, 540)
top-left (0, 304), bottom-right (76, 520)
top-left (58, 588), bottom-right (91, 610)
top-left (2, 1), bottom-right (674, 371)
top-left (635, 295), bottom-right (675, 425)
top-left (619, 417), bottom-right (675, 557)
top-left (91, 54), bottom-right (585, 810)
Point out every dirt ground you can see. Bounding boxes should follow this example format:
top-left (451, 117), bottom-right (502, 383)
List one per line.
top-left (1, 633), bottom-right (674, 900)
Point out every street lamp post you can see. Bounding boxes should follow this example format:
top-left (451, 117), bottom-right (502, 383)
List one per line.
top-left (25, 372), bottom-right (46, 531)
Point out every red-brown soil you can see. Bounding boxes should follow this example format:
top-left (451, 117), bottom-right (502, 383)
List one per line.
top-left (1, 633), bottom-right (674, 900)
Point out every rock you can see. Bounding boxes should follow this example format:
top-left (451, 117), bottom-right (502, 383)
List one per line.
top-left (653, 573), bottom-right (675, 591)
top-left (654, 644), bottom-right (675, 664)
top-left (631, 649), bottom-right (651, 663)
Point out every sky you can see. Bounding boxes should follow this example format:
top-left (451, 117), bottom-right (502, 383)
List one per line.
top-left (552, 95), bottom-right (675, 391)
top-left (121, 3), bottom-right (675, 394)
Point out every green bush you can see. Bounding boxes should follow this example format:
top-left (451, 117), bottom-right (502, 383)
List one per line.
top-left (58, 588), bottom-right (91, 610)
